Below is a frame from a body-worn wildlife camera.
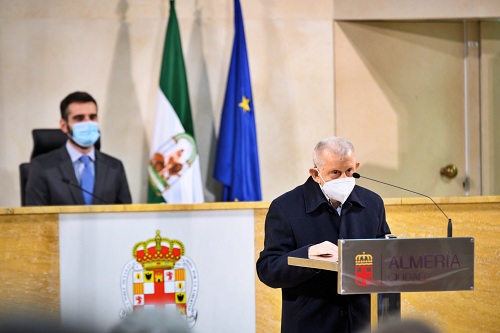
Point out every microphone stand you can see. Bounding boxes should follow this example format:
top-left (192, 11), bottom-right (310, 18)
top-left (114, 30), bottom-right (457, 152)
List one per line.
top-left (353, 173), bottom-right (452, 237)
top-left (62, 177), bottom-right (109, 204)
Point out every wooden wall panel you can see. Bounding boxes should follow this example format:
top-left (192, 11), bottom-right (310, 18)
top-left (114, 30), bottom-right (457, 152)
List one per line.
top-left (0, 213), bottom-right (59, 317)
top-left (0, 198), bottom-right (498, 332)
top-left (385, 199), bottom-right (500, 333)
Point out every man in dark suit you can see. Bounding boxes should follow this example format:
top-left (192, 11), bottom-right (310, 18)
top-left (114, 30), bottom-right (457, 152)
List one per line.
top-left (256, 136), bottom-right (391, 333)
top-left (25, 91), bottom-right (132, 206)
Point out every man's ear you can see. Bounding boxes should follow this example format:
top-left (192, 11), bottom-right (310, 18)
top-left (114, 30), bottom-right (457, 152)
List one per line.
top-left (309, 167), bottom-right (321, 184)
top-left (355, 162), bottom-right (360, 170)
top-left (60, 118), bottom-right (68, 134)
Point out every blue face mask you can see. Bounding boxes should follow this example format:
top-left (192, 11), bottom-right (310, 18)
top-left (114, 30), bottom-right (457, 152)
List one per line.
top-left (69, 121), bottom-right (100, 148)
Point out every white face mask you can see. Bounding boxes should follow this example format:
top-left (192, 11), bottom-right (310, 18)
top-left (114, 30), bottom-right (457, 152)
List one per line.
top-left (317, 173), bottom-right (356, 204)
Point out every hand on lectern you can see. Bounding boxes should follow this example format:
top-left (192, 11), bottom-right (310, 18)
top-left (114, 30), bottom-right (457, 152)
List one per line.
top-left (308, 241), bottom-right (338, 259)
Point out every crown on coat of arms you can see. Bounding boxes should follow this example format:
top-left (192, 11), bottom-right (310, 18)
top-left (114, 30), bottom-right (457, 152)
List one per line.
top-left (133, 230), bottom-right (185, 270)
top-left (355, 252), bottom-right (373, 266)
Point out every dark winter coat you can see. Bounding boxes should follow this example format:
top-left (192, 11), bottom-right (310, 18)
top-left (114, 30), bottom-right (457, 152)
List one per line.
top-left (256, 176), bottom-right (391, 333)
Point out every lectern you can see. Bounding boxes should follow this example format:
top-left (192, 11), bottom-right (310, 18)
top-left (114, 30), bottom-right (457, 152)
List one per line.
top-left (289, 237), bottom-right (474, 324)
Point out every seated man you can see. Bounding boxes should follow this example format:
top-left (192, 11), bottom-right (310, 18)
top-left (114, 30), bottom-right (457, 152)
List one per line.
top-left (25, 91), bottom-right (132, 206)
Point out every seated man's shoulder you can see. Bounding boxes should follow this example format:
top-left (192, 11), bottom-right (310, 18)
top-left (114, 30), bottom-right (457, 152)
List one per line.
top-left (96, 151), bottom-right (125, 167)
top-left (31, 146), bottom-right (67, 166)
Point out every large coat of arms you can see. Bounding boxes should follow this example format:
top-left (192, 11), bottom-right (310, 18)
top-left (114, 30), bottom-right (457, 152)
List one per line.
top-left (120, 230), bottom-right (199, 328)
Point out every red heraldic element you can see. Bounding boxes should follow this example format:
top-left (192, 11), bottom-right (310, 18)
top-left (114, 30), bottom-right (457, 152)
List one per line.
top-left (355, 252), bottom-right (373, 287)
top-left (120, 230), bottom-right (199, 328)
top-left (132, 231), bottom-right (186, 312)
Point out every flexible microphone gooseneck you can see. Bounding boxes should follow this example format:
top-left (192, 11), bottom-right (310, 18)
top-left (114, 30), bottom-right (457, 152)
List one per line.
top-left (353, 172), bottom-right (452, 237)
top-left (61, 177), bottom-right (109, 204)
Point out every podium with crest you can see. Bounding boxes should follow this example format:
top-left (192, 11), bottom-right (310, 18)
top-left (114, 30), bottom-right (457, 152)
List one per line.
top-left (288, 237), bottom-right (475, 323)
top-left (1, 197), bottom-right (497, 332)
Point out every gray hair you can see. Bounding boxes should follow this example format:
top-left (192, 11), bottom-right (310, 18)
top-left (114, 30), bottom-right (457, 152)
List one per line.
top-left (312, 136), bottom-right (355, 168)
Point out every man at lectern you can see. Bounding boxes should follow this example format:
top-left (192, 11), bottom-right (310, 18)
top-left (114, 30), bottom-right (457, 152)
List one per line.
top-left (256, 136), bottom-right (391, 333)
top-left (25, 91), bottom-right (132, 206)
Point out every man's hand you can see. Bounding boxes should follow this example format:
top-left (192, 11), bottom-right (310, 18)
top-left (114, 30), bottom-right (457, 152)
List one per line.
top-left (308, 241), bottom-right (338, 258)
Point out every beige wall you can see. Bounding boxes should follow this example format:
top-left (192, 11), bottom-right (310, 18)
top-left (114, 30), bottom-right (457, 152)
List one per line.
top-left (1, 0), bottom-right (499, 207)
top-left (333, 0), bottom-right (500, 20)
top-left (0, 0), bottom-right (334, 206)
top-left (481, 21), bottom-right (500, 195)
top-left (334, 21), bottom-right (469, 198)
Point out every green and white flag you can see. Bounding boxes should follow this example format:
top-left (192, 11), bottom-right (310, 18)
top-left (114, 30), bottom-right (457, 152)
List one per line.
top-left (148, 0), bottom-right (204, 203)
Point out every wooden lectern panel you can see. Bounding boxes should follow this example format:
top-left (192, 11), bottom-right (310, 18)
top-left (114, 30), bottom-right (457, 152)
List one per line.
top-left (0, 198), bottom-right (499, 333)
top-left (0, 213), bottom-right (59, 316)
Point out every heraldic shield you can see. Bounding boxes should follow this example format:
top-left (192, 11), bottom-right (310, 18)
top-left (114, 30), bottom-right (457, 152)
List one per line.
top-left (148, 133), bottom-right (198, 195)
top-left (355, 252), bottom-right (373, 287)
top-left (120, 230), bottom-right (199, 328)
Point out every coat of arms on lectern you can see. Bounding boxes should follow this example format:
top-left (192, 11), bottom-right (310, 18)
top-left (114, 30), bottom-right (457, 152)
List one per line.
top-left (355, 252), bottom-right (373, 287)
top-left (119, 230), bottom-right (199, 328)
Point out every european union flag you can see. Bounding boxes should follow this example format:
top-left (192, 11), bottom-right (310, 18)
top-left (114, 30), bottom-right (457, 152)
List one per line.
top-left (213, 0), bottom-right (262, 202)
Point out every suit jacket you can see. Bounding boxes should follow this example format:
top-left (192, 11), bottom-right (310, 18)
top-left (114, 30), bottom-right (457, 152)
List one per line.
top-left (25, 145), bottom-right (132, 206)
top-left (256, 177), bottom-right (391, 333)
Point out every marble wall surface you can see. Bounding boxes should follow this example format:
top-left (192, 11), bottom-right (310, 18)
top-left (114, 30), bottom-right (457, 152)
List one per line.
top-left (0, 0), bottom-right (334, 206)
top-left (1, 0), bottom-right (499, 207)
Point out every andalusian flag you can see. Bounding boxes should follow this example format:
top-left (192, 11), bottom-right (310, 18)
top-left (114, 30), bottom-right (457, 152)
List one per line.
top-left (148, 0), bottom-right (204, 203)
top-left (213, 0), bottom-right (262, 201)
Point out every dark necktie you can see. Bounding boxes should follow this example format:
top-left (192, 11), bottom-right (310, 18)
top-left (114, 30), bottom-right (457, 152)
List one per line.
top-left (80, 155), bottom-right (94, 205)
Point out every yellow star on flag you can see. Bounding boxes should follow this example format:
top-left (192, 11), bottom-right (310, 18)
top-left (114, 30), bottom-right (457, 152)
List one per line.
top-left (238, 96), bottom-right (251, 112)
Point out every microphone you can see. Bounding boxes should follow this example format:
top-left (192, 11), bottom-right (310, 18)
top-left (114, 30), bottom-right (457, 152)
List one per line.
top-left (353, 172), bottom-right (452, 237)
top-left (61, 177), bottom-right (109, 204)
